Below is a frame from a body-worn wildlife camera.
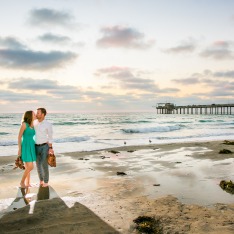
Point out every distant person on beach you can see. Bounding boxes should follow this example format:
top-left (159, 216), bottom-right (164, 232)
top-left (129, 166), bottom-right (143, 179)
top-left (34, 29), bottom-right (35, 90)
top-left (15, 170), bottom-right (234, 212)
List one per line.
top-left (18, 110), bottom-right (37, 188)
top-left (34, 108), bottom-right (53, 187)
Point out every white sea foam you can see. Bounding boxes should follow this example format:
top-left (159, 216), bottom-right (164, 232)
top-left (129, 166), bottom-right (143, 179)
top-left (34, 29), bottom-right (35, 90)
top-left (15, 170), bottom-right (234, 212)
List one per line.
top-left (122, 125), bottom-right (181, 133)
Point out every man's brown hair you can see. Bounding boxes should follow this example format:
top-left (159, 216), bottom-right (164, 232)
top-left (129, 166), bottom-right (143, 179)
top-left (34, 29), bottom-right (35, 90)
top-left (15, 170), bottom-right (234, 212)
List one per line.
top-left (37, 108), bottom-right (47, 116)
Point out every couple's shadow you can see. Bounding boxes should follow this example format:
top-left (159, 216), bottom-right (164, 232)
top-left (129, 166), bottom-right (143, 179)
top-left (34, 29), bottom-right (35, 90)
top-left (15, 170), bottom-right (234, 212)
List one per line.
top-left (0, 186), bottom-right (119, 234)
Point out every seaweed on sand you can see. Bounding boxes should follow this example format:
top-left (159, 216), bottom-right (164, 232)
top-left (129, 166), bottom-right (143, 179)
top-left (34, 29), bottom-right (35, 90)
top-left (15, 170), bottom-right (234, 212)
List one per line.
top-left (219, 180), bottom-right (234, 195)
top-left (223, 140), bottom-right (234, 145)
top-left (219, 149), bottom-right (232, 154)
top-left (108, 150), bottom-right (120, 154)
top-left (133, 216), bottom-right (163, 234)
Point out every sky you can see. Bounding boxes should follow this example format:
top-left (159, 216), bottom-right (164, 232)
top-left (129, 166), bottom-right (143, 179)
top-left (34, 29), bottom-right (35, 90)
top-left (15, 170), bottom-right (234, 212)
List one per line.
top-left (0, 0), bottom-right (234, 113)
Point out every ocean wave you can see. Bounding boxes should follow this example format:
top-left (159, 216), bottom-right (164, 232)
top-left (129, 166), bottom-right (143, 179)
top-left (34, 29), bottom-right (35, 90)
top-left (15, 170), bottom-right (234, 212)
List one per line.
top-left (54, 136), bottom-right (89, 143)
top-left (152, 132), bottom-right (234, 140)
top-left (0, 141), bottom-right (17, 146)
top-left (122, 125), bottom-right (181, 134)
top-left (0, 116), bottom-right (13, 119)
top-left (199, 120), bottom-right (215, 123)
top-left (0, 136), bottom-right (89, 146)
top-left (119, 120), bottom-right (152, 124)
top-left (54, 121), bottom-right (94, 126)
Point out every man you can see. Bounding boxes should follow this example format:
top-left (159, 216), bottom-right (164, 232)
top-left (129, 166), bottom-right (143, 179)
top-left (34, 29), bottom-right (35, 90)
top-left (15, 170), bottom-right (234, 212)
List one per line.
top-left (34, 108), bottom-right (53, 187)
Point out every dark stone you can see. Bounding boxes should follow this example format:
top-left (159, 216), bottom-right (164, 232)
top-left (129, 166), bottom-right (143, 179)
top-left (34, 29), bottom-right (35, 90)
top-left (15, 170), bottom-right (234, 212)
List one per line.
top-left (127, 150), bottom-right (135, 153)
top-left (79, 158), bottom-right (84, 160)
top-left (153, 184), bottom-right (160, 186)
top-left (175, 162), bottom-right (182, 164)
top-left (219, 149), bottom-right (232, 154)
top-left (117, 172), bottom-right (127, 176)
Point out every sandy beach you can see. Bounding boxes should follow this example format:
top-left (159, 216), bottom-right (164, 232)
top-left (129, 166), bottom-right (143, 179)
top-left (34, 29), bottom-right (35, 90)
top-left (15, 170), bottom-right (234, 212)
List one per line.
top-left (0, 140), bottom-right (234, 233)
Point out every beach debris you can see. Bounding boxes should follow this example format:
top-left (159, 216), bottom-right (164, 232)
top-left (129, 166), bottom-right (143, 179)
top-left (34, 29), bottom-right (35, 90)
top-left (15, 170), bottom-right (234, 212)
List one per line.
top-left (84, 159), bottom-right (89, 160)
top-left (124, 141), bottom-right (126, 145)
top-left (223, 140), bottom-right (234, 145)
top-left (153, 184), bottom-right (160, 186)
top-left (67, 191), bottom-right (83, 196)
top-left (117, 172), bottom-right (127, 176)
top-left (133, 216), bottom-right (163, 234)
top-left (219, 180), bottom-right (234, 194)
top-left (109, 150), bottom-right (120, 154)
top-left (79, 158), bottom-right (84, 160)
top-left (100, 155), bottom-right (110, 159)
top-left (149, 139), bottom-right (152, 143)
top-left (219, 149), bottom-right (232, 154)
top-left (127, 150), bottom-right (135, 153)
top-left (175, 161), bottom-right (182, 164)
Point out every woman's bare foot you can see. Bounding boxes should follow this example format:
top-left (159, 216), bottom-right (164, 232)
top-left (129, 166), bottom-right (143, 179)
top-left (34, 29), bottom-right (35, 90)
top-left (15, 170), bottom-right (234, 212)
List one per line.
top-left (42, 183), bottom-right (49, 187)
top-left (39, 181), bottom-right (44, 186)
top-left (20, 182), bottom-right (27, 188)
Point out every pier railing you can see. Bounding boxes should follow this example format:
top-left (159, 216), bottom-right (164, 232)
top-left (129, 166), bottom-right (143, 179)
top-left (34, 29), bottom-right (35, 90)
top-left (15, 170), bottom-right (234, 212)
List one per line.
top-left (156, 103), bottom-right (234, 115)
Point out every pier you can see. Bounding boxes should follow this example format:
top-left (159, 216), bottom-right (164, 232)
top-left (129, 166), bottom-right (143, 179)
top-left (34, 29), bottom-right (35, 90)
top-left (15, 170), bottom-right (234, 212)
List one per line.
top-left (156, 103), bottom-right (234, 115)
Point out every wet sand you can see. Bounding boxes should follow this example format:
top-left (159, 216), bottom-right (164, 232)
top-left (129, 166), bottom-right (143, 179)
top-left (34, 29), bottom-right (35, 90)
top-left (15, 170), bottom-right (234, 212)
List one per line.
top-left (0, 140), bottom-right (234, 233)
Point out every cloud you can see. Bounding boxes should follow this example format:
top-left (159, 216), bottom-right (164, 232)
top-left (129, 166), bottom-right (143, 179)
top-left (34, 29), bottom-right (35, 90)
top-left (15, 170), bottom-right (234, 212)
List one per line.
top-left (164, 39), bottom-right (197, 54)
top-left (172, 69), bottom-right (234, 86)
top-left (201, 82), bottom-right (234, 97)
top-left (8, 78), bottom-right (59, 90)
top-left (171, 69), bottom-right (234, 100)
top-left (4, 78), bottom-right (90, 101)
top-left (0, 49), bottom-right (77, 70)
top-left (200, 41), bottom-right (234, 60)
top-left (96, 66), bottom-right (179, 93)
top-left (38, 33), bottom-right (85, 48)
top-left (0, 36), bottom-right (26, 50)
top-left (214, 70), bottom-right (234, 78)
top-left (0, 89), bottom-right (39, 102)
top-left (96, 26), bottom-right (155, 49)
top-left (172, 77), bottom-right (200, 85)
top-left (27, 8), bottom-right (79, 29)
top-left (38, 33), bottom-right (71, 44)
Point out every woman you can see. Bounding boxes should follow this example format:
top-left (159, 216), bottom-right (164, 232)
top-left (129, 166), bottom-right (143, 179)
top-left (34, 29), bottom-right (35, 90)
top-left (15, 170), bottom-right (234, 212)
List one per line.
top-left (18, 110), bottom-right (37, 188)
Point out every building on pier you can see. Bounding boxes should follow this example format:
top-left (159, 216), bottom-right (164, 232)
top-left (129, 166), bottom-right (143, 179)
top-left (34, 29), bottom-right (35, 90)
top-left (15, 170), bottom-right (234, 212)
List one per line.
top-left (156, 103), bottom-right (234, 115)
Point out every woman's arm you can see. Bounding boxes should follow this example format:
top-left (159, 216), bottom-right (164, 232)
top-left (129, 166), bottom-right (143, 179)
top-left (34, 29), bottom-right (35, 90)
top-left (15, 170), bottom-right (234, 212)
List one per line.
top-left (18, 123), bottom-right (26, 156)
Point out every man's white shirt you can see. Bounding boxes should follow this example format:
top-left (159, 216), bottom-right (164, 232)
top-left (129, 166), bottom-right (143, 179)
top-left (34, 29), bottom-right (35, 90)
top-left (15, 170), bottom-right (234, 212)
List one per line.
top-left (33, 119), bottom-right (53, 144)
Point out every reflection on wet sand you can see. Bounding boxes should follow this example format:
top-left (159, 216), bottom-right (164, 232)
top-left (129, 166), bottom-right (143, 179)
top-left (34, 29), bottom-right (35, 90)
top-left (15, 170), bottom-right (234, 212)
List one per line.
top-left (3, 186), bottom-right (59, 214)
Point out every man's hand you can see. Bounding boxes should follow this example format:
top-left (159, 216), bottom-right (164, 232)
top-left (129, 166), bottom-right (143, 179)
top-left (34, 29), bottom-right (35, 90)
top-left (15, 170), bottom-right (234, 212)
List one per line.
top-left (49, 148), bottom-right (54, 154)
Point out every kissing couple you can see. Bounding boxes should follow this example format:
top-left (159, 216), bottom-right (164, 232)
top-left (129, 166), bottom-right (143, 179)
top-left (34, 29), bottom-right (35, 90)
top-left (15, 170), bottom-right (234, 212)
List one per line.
top-left (18, 108), bottom-right (53, 188)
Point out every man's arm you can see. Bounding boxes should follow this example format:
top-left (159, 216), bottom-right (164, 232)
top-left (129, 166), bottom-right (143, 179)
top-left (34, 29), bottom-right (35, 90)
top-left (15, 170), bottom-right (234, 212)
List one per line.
top-left (48, 122), bottom-right (54, 153)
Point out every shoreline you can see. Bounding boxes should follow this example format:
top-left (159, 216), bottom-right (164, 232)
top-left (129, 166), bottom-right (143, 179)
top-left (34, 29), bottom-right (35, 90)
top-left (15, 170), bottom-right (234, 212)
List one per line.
top-left (0, 139), bottom-right (234, 233)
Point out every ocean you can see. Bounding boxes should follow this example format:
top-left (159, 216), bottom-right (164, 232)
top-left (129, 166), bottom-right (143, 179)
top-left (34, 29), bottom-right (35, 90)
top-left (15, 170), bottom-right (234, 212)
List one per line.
top-left (0, 112), bottom-right (234, 157)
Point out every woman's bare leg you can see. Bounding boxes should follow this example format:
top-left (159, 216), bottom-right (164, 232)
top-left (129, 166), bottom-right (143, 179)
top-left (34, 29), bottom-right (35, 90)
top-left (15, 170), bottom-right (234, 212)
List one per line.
top-left (20, 162), bottom-right (34, 188)
top-left (25, 172), bottom-right (31, 187)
